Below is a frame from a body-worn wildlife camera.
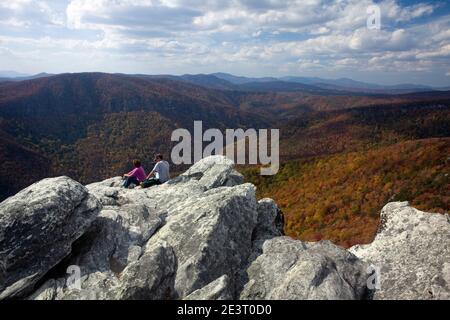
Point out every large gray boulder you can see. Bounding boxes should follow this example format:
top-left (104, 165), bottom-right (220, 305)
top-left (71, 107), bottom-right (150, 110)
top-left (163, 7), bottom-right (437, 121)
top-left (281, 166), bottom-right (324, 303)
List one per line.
top-left (240, 237), bottom-right (369, 300)
top-left (350, 202), bottom-right (450, 300)
top-left (30, 240), bottom-right (176, 301)
top-left (253, 198), bottom-right (284, 243)
top-left (176, 155), bottom-right (236, 190)
top-left (30, 187), bottom-right (169, 300)
top-left (145, 183), bottom-right (258, 298)
top-left (113, 241), bottom-right (177, 300)
top-left (0, 177), bottom-right (101, 299)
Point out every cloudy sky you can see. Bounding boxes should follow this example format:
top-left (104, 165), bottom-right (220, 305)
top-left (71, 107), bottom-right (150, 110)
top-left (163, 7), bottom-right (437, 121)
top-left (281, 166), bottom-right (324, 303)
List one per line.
top-left (1, 0), bottom-right (450, 86)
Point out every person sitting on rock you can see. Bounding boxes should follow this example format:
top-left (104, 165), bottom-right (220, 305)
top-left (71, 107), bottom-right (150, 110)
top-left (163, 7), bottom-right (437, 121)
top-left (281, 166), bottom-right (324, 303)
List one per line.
top-left (122, 159), bottom-right (146, 189)
top-left (141, 154), bottom-right (170, 188)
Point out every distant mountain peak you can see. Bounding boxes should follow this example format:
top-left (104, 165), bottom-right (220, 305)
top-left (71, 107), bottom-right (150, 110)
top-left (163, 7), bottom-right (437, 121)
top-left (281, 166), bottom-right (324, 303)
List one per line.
top-left (0, 72), bottom-right (53, 81)
top-left (0, 70), bottom-right (31, 78)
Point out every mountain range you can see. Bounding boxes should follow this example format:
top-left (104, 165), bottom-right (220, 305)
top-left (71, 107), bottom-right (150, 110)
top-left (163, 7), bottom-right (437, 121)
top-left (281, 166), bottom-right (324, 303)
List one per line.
top-left (0, 71), bottom-right (448, 247)
top-left (154, 72), bottom-right (443, 94)
top-left (0, 72), bottom-right (53, 82)
top-left (1, 71), bottom-right (448, 94)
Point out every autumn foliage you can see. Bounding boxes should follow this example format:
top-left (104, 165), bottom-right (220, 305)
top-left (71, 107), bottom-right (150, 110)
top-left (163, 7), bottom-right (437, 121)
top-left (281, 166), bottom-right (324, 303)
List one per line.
top-left (0, 73), bottom-right (449, 250)
top-left (242, 138), bottom-right (449, 248)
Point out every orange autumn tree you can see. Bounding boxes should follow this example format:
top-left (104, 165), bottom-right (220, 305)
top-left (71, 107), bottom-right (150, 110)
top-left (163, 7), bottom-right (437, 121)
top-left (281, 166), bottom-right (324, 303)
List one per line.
top-left (241, 138), bottom-right (450, 248)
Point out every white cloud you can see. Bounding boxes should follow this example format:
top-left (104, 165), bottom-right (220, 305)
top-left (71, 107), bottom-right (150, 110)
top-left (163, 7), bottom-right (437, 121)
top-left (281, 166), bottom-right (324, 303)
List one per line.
top-left (0, 0), bottom-right (449, 85)
top-left (0, 0), bottom-right (64, 28)
top-left (416, 44), bottom-right (450, 59)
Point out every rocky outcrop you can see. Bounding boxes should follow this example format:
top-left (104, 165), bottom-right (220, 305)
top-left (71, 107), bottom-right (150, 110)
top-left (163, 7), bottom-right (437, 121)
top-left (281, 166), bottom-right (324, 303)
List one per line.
top-left (176, 155), bottom-right (236, 190)
top-left (1, 156), bottom-right (449, 300)
top-left (27, 185), bottom-right (171, 300)
top-left (254, 199), bottom-right (284, 241)
top-left (184, 275), bottom-right (233, 300)
top-left (240, 237), bottom-right (368, 300)
top-left (0, 177), bottom-right (101, 299)
top-left (113, 241), bottom-right (176, 300)
top-left (350, 202), bottom-right (450, 300)
top-left (145, 183), bottom-right (258, 298)
top-left (20, 156), bottom-right (259, 300)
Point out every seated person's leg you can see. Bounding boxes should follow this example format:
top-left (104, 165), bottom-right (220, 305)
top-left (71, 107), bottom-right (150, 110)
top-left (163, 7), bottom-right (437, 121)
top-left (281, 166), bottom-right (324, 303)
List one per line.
top-left (131, 176), bottom-right (140, 187)
top-left (141, 177), bottom-right (161, 188)
top-left (123, 176), bottom-right (139, 188)
top-left (122, 177), bottom-right (131, 188)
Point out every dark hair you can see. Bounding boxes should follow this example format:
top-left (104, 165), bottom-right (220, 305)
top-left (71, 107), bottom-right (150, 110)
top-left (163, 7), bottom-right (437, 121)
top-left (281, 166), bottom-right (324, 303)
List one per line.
top-left (133, 160), bottom-right (141, 168)
top-left (155, 154), bottom-right (163, 161)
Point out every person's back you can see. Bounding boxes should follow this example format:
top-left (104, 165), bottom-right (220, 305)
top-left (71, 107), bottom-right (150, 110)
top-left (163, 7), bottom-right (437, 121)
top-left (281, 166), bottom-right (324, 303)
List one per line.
top-left (141, 154), bottom-right (170, 189)
top-left (154, 160), bottom-right (170, 183)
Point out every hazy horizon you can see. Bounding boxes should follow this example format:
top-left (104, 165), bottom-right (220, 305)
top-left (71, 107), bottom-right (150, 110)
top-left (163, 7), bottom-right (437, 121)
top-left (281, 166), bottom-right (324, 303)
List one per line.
top-left (2, 69), bottom-right (449, 88)
top-left (1, 1), bottom-right (450, 86)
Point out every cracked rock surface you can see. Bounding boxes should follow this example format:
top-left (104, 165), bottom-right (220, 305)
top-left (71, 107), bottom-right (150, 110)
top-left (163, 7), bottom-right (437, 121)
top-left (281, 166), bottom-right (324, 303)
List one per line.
top-left (1, 157), bottom-right (448, 300)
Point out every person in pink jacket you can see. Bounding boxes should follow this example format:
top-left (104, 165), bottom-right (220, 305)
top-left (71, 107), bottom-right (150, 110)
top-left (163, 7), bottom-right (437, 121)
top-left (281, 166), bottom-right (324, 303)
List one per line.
top-left (122, 160), bottom-right (146, 188)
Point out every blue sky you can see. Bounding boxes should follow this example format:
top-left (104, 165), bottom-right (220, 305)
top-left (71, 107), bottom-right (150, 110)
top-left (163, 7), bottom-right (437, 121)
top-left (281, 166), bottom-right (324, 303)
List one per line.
top-left (1, 0), bottom-right (450, 86)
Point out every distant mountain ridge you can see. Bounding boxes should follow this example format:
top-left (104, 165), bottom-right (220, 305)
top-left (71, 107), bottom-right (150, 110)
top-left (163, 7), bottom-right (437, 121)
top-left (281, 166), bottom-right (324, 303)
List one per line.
top-left (212, 72), bottom-right (279, 84)
top-left (0, 72), bottom-right (53, 82)
top-left (212, 73), bottom-right (435, 94)
top-left (0, 71), bottom-right (445, 94)
top-left (281, 76), bottom-right (432, 90)
top-left (147, 72), bottom-right (439, 94)
top-left (0, 71), bottom-right (31, 78)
